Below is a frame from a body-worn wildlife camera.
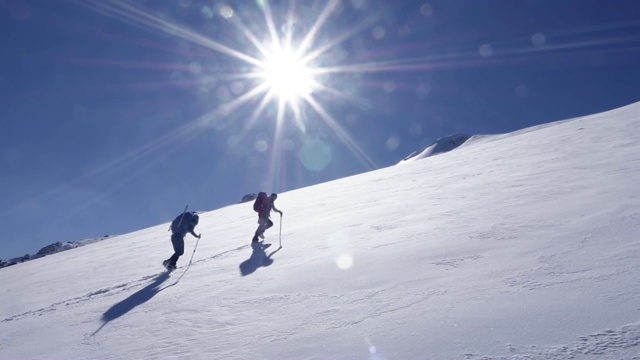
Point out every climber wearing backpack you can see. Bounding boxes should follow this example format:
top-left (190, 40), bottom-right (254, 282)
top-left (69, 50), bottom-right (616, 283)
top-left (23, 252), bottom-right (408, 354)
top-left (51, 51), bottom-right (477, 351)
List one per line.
top-left (252, 192), bottom-right (282, 243)
top-left (163, 211), bottom-right (201, 271)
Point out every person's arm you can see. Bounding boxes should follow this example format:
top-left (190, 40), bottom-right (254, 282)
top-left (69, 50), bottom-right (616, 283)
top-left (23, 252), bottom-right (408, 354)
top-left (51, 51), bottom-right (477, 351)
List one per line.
top-left (272, 203), bottom-right (283, 215)
top-left (188, 225), bottom-right (201, 239)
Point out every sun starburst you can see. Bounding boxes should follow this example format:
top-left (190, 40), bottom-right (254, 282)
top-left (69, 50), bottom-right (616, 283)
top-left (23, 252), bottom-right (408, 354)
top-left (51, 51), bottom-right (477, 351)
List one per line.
top-left (74, 0), bottom-right (380, 186)
top-left (260, 46), bottom-right (315, 103)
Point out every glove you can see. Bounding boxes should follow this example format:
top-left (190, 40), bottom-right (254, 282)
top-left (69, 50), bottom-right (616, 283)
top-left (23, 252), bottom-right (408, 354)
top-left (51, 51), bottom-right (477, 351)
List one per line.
top-left (197, 234), bottom-right (202, 239)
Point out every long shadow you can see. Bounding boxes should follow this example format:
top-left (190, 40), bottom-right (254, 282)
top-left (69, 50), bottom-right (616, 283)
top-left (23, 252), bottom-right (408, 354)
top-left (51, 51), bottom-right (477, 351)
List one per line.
top-left (239, 243), bottom-right (279, 276)
top-left (92, 272), bottom-right (170, 335)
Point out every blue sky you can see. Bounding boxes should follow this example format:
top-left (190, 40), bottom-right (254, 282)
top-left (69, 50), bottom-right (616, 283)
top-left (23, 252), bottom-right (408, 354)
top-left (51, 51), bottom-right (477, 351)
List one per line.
top-left (1, 0), bottom-right (639, 259)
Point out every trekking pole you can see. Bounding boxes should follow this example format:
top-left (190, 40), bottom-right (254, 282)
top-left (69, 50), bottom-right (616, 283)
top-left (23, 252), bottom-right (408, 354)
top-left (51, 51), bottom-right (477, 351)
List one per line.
top-left (187, 235), bottom-right (201, 267)
top-left (278, 213), bottom-right (283, 248)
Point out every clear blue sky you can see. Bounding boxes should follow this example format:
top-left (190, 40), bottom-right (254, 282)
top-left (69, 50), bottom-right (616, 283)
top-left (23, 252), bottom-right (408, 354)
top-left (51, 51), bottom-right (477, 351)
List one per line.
top-left (1, 0), bottom-right (639, 259)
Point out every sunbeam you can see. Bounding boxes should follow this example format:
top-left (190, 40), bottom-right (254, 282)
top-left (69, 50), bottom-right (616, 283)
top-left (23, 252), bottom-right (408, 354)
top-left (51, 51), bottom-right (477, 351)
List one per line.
top-left (293, 0), bottom-right (341, 58)
top-left (71, 0), bottom-right (390, 177)
top-left (75, 0), bottom-right (263, 66)
top-left (304, 96), bottom-right (377, 170)
top-left (69, 0), bottom-right (640, 187)
top-left (75, 0), bottom-right (638, 184)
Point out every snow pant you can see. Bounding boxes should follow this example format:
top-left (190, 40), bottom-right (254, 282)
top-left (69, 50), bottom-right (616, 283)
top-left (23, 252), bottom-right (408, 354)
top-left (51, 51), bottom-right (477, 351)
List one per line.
top-left (254, 217), bottom-right (274, 237)
top-left (168, 233), bottom-right (185, 266)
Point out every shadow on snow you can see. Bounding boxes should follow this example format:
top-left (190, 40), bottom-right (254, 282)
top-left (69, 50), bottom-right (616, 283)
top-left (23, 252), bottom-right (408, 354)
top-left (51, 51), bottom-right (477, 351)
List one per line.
top-left (91, 242), bottom-right (275, 335)
top-left (92, 271), bottom-right (171, 335)
top-left (239, 243), bottom-right (281, 276)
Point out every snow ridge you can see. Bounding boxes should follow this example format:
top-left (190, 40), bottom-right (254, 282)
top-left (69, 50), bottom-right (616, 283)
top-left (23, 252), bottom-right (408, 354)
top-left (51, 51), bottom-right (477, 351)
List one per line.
top-left (399, 133), bottom-right (471, 163)
top-left (0, 235), bottom-right (115, 269)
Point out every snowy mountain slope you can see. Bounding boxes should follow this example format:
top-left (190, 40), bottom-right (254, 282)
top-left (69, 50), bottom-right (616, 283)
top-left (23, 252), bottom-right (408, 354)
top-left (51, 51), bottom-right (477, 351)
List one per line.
top-left (399, 133), bottom-right (471, 163)
top-left (2, 102), bottom-right (640, 359)
top-left (0, 235), bottom-right (116, 268)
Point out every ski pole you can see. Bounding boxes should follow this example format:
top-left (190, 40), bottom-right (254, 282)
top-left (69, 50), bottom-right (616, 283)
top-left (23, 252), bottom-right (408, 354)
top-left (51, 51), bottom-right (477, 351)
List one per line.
top-left (278, 213), bottom-right (283, 248)
top-left (187, 235), bottom-right (201, 267)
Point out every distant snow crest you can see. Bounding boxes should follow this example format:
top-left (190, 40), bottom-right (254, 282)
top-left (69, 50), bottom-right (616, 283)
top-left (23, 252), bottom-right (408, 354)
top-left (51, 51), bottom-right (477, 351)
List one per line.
top-left (399, 133), bottom-right (470, 164)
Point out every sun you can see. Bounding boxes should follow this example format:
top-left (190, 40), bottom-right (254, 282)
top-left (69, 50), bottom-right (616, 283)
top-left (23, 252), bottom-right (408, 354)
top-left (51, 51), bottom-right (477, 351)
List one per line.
top-left (260, 47), bottom-right (315, 102)
top-left (77, 0), bottom-right (378, 173)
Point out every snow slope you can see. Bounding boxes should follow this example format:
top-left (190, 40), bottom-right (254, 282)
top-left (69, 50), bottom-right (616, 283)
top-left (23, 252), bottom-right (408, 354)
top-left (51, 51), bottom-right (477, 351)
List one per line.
top-left (2, 102), bottom-right (640, 359)
top-left (0, 236), bottom-right (115, 268)
top-left (399, 133), bottom-right (471, 163)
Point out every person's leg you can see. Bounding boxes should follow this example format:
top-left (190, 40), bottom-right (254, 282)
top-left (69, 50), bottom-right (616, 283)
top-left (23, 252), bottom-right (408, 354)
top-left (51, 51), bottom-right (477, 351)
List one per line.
top-left (168, 233), bottom-right (185, 266)
top-left (251, 218), bottom-right (264, 242)
top-left (254, 217), bottom-right (266, 242)
top-left (252, 227), bottom-right (262, 242)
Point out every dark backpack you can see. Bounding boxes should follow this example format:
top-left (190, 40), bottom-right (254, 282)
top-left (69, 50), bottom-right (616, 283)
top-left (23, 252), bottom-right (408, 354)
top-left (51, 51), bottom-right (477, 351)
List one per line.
top-left (253, 192), bottom-right (267, 213)
top-left (171, 212), bottom-right (198, 234)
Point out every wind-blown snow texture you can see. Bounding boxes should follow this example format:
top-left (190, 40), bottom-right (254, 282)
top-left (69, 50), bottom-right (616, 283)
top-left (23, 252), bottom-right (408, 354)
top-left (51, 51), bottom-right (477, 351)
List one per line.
top-left (2, 103), bottom-right (640, 359)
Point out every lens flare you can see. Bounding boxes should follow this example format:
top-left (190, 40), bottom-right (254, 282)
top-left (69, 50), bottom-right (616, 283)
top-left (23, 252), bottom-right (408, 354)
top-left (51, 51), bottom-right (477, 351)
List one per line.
top-left (299, 139), bottom-right (332, 171)
top-left (336, 253), bottom-right (354, 270)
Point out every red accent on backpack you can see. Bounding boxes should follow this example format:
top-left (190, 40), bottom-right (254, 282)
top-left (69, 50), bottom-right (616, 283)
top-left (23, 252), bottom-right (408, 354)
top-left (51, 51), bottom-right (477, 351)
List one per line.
top-left (253, 192), bottom-right (267, 213)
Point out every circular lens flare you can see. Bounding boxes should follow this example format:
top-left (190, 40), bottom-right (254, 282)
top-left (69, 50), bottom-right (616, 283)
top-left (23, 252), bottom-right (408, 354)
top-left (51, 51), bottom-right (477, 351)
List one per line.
top-left (336, 253), bottom-right (354, 270)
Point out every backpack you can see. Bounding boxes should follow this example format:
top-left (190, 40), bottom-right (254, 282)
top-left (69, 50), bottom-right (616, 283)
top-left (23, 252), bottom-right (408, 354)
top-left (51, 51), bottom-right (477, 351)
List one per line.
top-left (253, 192), bottom-right (267, 213)
top-left (171, 212), bottom-right (198, 234)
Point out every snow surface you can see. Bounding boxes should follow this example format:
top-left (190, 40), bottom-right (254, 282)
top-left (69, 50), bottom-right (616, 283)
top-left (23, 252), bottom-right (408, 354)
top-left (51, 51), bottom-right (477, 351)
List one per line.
top-left (2, 102), bottom-right (640, 359)
top-left (0, 236), bottom-right (115, 268)
top-left (398, 134), bottom-right (471, 163)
